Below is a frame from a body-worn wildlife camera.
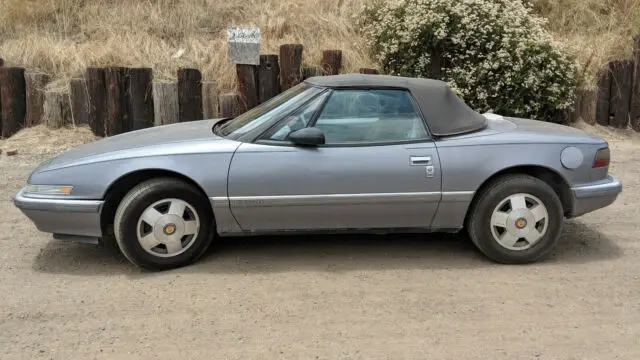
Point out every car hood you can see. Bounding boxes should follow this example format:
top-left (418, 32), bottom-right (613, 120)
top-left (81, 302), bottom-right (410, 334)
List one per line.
top-left (37, 119), bottom-right (240, 171)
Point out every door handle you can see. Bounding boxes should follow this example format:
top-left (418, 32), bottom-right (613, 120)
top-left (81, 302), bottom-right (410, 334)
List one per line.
top-left (410, 156), bottom-right (432, 166)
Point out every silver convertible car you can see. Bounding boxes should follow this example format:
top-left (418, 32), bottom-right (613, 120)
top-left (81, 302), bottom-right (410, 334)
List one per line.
top-left (14, 74), bottom-right (622, 270)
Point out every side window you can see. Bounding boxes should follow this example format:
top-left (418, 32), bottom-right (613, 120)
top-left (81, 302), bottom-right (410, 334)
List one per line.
top-left (314, 89), bottom-right (428, 144)
top-left (260, 92), bottom-right (328, 141)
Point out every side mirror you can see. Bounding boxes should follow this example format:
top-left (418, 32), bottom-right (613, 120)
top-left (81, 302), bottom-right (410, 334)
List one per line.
top-left (288, 127), bottom-right (325, 146)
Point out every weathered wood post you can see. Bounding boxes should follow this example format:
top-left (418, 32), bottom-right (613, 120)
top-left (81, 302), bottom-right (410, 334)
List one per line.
top-left (609, 60), bottom-right (633, 129)
top-left (236, 64), bottom-right (259, 111)
top-left (127, 68), bottom-right (154, 130)
top-left (202, 81), bottom-right (218, 119)
top-left (0, 58), bottom-right (3, 131)
top-left (578, 88), bottom-right (597, 125)
top-left (152, 82), bottom-right (179, 126)
top-left (258, 55), bottom-right (280, 103)
top-left (359, 68), bottom-right (379, 74)
top-left (105, 67), bottom-right (130, 136)
top-left (279, 44), bottom-right (303, 91)
top-left (302, 66), bottom-right (323, 80)
top-left (177, 68), bottom-right (203, 122)
top-left (219, 93), bottom-right (240, 118)
top-left (86, 67), bottom-right (107, 136)
top-left (70, 77), bottom-right (89, 126)
top-left (0, 67), bottom-right (27, 138)
top-left (595, 65), bottom-right (612, 126)
top-left (631, 35), bottom-right (640, 131)
top-left (43, 89), bottom-right (71, 128)
top-left (24, 72), bottom-right (50, 127)
top-left (321, 50), bottom-right (342, 75)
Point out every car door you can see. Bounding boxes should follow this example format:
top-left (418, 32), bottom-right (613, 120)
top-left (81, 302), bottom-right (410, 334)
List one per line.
top-left (227, 88), bottom-right (442, 232)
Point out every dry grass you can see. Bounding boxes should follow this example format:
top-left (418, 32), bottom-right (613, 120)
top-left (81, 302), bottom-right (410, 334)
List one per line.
top-left (0, 0), bottom-right (373, 91)
top-left (529, 0), bottom-right (640, 87)
top-left (0, 124), bottom-right (98, 155)
top-left (0, 0), bottom-right (638, 92)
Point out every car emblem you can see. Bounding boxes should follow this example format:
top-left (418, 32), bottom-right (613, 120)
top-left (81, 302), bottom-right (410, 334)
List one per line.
top-left (515, 218), bottom-right (527, 229)
top-left (163, 224), bottom-right (177, 235)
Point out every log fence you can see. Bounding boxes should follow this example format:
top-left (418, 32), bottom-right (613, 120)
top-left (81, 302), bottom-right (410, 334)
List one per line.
top-left (0, 43), bottom-right (360, 138)
top-left (12, 36), bottom-right (633, 137)
top-left (590, 34), bottom-right (640, 130)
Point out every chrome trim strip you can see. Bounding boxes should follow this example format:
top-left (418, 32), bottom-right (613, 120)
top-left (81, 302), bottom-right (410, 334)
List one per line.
top-left (216, 192), bottom-right (441, 208)
top-left (13, 188), bottom-right (103, 213)
top-left (440, 191), bottom-right (475, 202)
top-left (572, 175), bottom-right (622, 199)
top-left (210, 197), bottom-right (230, 207)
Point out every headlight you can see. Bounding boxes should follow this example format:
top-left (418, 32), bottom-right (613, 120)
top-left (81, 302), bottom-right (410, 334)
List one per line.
top-left (24, 185), bottom-right (74, 195)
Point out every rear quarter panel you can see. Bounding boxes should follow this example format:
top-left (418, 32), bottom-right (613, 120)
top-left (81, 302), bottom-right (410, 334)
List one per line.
top-left (432, 134), bottom-right (608, 228)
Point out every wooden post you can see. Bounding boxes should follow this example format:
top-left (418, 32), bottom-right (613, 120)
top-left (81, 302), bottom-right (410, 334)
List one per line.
top-left (568, 91), bottom-right (582, 123)
top-left (202, 81), bottom-right (218, 119)
top-left (105, 67), bottom-right (129, 136)
top-left (321, 50), bottom-right (342, 75)
top-left (279, 44), bottom-right (303, 91)
top-left (43, 90), bottom-right (71, 128)
top-left (219, 93), bottom-right (240, 118)
top-left (0, 67), bottom-right (27, 138)
top-left (152, 82), bottom-right (179, 126)
top-left (631, 35), bottom-right (640, 131)
top-left (236, 64), bottom-right (259, 111)
top-left (70, 77), bottom-right (89, 125)
top-left (595, 65), bottom-right (612, 126)
top-left (127, 68), bottom-right (154, 130)
top-left (302, 66), bottom-right (323, 80)
top-left (177, 68), bottom-right (203, 122)
top-left (609, 60), bottom-right (633, 129)
top-left (24, 72), bottom-right (50, 127)
top-left (0, 58), bottom-right (3, 133)
top-left (359, 68), bottom-right (379, 74)
top-left (86, 67), bottom-right (107, 136)
top-left (578, 88), bottom-right (597, 125)
top-left (258, 55), bottom-right (280, 103)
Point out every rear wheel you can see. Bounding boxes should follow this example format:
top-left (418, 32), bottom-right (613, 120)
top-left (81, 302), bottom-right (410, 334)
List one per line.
top-left (467, 174), bottom-right (564, 264)
top-left (114, 178), bottom-right (214, 270)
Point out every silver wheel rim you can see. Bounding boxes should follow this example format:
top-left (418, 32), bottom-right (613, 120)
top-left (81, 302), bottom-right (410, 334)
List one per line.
top-left (490, 193), bottom-right (549, 251)
top-left (136, 198), bottom-right (200, 258)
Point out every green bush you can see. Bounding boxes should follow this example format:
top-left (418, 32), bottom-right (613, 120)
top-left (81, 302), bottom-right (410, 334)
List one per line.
top-left (358, 0), bottom-right (579, 122)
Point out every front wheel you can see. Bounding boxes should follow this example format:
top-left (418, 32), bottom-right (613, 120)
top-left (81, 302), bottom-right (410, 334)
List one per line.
top-left (113, 178), bottom-right (214, 270)
top-left (467, 174), bottom-right (564, 264)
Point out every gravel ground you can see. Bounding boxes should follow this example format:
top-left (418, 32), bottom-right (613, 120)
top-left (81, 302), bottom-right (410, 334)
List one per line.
top-left (0, 123), bottom-right (638, 360)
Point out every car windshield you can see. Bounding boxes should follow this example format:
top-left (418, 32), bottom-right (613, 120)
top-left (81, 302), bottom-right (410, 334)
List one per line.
top-left (216, 82), bottom-right (324, 140)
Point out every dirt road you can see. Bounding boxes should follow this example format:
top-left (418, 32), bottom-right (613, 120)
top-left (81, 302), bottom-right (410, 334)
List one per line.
top-left (1, 124), bottom-right (638, 359)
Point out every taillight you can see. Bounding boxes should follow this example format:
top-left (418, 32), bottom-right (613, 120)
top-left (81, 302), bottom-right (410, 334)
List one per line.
top-left (593, 147), bottom-right (610, 168)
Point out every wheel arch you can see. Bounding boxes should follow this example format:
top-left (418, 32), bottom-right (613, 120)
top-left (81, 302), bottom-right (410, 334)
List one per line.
top-left (100, 169), bottom-right (211, 237)
top-left (464, 164), bottom-right (573, 226)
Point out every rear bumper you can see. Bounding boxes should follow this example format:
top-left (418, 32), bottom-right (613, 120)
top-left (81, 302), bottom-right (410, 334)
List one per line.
top-left (13, 187), bottom-right (104, 238)
top-left (569, 175), bottom-right (622, 218)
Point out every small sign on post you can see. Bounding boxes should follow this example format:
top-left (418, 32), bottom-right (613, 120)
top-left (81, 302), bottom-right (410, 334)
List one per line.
top-left (227, 26), bottom-right (261, 65)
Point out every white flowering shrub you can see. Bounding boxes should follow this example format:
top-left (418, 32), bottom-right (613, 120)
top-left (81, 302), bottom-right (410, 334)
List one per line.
top-left (358, 0), bottom-right (578, 122)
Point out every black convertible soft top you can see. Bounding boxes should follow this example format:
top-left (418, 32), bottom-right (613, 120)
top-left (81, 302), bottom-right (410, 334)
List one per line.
top-left (305, 74), bottom-right (487, 136)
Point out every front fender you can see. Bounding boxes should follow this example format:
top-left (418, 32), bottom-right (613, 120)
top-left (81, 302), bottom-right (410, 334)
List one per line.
top-left (27, 152), bottom-right (234, 200)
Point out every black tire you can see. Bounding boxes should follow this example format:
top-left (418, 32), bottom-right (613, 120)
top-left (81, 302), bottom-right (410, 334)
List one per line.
top-left (467, 174), bottom-right (564, 264)
top-left (113, 178), bottom-right (214, 271)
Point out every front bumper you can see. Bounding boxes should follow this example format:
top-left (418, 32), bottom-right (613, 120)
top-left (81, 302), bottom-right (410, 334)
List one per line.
top-left (569, 174), bottom-right (622, 218)
top-left (13, 187), bottom-right (104, 238)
